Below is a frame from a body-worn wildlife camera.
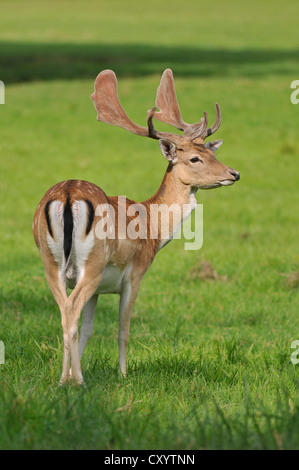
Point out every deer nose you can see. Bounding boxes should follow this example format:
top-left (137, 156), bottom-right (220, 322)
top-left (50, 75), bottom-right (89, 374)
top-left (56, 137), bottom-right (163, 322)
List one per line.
top-left (229, 170), bottom-right (240, 181)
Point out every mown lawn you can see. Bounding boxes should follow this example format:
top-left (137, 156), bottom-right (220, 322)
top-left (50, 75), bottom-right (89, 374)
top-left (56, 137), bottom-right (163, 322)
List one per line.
top-left (0, 0), bottom-right (299, 450)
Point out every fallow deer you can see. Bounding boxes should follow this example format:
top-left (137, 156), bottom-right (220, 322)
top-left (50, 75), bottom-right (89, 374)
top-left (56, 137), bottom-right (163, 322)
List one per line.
top-left (33, 69), bottom-right (240, 385)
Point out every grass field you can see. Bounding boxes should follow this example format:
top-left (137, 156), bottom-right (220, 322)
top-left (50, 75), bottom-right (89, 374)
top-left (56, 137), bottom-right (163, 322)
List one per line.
top-left (1, 0), bottom-right (299, 450)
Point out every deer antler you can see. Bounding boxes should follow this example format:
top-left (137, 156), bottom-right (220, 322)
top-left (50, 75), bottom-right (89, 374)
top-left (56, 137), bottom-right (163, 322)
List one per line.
top-left (91, 70), bottom-right (148, 137)
top-left (152, 68), bottom-right (221, 141)
top-left (91, 69), bottom-right (221, 145)
top-left (91, 69), bottom-right (184, 145)
top-left (201, 102), bottom-right (221, 139)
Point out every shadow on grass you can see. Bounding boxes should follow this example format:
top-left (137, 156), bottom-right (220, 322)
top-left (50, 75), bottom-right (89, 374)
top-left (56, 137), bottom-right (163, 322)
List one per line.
top-left (1, 41), bottom-right (299, 83)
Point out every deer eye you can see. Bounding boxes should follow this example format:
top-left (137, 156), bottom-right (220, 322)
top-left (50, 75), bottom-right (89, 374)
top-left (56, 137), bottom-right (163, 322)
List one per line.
top-left (190, 156), bottom-right (203, 163)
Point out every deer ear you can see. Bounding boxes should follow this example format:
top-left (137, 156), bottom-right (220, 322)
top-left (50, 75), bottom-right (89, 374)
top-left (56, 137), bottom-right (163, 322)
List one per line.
top-left (159, 139), bottom-right (177, 164)
top-left (205, 139), bottom-right (223, 153)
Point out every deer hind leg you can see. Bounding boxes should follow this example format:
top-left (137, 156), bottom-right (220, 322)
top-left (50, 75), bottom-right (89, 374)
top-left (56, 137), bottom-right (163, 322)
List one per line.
top-left (65, 273), bottom-right (103, 385)
top-left (42, 261), bottom-right (70, 384)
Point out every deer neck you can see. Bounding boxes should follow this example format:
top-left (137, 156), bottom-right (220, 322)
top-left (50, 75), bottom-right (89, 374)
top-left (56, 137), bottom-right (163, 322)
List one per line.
top-left (144, 163), bottom-right (197, 248)
top-left (149, 163), bottom-right (196, 208)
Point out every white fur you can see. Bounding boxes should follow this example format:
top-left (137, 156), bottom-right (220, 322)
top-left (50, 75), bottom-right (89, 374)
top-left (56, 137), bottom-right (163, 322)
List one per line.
top-left (95, 262), bottom-right (132, 295)
top-left (46, 200), bottom-right (64, 267)
top-left (219, 180), bottom-right (234, 186)
top-left (67, 200), bottom-right (95, 281)
top-left (47, 199), bottom-right (95, 283)
top-left (96, 264), bottom-right (125, 294)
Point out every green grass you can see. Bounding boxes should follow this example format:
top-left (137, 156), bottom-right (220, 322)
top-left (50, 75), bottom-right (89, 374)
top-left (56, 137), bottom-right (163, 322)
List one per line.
top-left (1, 0), bottom-right (299, 450)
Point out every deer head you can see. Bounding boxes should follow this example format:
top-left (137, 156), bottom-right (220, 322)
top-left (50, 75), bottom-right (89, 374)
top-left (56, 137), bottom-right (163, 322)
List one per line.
top-left (91, 69), bottom-right (240, 190)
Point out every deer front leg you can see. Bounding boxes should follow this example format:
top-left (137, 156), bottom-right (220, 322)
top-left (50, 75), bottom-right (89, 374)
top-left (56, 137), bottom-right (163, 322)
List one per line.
top-left (118, 278), bottom-right (141, 377)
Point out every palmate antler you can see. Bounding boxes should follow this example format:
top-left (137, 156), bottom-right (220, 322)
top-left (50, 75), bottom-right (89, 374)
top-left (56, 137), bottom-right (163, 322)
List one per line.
top-left (153, 69), bottom-right (221, 140)
top-left (90, 69), bottom-right (184, 145)
top-left (90, 69), bottom-right (221, 145)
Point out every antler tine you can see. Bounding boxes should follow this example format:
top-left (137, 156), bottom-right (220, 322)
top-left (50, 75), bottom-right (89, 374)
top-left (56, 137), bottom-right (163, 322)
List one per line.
top-left (188, 112), bottom-right (209, 141)
top-left (147, 106), bottom-right (184, 145)
top-left (201, 102), bottom-right (222, 139)
top-left (153, 69), bottom-right (206, 137)
top-left (147, 106), bottom-right (158, 139)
